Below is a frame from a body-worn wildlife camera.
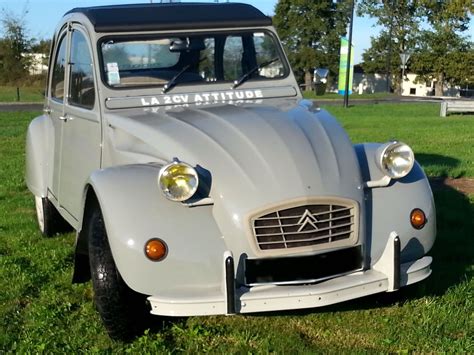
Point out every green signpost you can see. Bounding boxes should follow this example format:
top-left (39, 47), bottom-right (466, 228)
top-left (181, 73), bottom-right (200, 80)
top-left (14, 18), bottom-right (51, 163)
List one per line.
top-left (338, 37), bottom-right (354, 96)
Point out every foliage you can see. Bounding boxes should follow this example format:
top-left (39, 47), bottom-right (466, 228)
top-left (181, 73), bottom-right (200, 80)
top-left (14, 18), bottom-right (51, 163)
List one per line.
top-left (0, 6), bottom-right (51, 85)
top-left (444, 49), bottom-right (474, 84)
top-left (360, 33), bottom-right (401, 74)
top-left (357, 0), bottom-right (421, 92)
top-left (357, 0), bottom-right (420, 53)
top-left (31, 39), bottom-right (51, 55)
top-left (358, 0), bottom-right (474, 95)
top-left (410, 0), bottom-right (474, 95)
top-left (0, 9), bottom-right (33, 84)
top-left (273, 0), bottom-right (351, 88)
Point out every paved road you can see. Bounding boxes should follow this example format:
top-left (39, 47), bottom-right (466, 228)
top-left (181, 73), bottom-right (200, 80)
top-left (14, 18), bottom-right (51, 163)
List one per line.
top-left (0, 103), bottom-right (43, 112)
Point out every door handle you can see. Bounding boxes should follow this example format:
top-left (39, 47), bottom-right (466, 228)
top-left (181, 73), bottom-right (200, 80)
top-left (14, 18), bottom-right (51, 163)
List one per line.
top-left (58, 115), bottom-right (74, 122)
top-left (43, 107), bottom-right (52, 115)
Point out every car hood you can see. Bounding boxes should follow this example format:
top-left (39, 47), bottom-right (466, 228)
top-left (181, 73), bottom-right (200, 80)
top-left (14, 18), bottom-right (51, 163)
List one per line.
top-left (104, 99), bottom-right (364, 255)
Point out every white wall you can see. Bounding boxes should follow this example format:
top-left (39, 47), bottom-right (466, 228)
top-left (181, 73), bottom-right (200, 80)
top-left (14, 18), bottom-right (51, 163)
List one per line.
top-left (353, 73), bottom-right (388, 94)
top-left (23, 53), bottom-right (48, 75)
top-left (401, 73), bottom-right (434, 97)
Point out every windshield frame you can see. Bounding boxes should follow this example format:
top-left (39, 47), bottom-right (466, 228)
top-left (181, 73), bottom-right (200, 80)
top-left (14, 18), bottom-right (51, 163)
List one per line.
top-left (97, 29), bottom-right (291, 91)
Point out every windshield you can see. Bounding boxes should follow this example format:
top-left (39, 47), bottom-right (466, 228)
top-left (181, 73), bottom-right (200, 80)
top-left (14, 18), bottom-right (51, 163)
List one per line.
top-left (100, 30), bottom-right (288, 89)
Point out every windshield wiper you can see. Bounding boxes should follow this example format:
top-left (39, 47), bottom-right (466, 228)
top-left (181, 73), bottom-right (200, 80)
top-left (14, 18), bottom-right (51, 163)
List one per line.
top-left (163, 57), bottom-right (205, 94)
top-left (232, 57), bottom-right (279, 89)
top-left (162, 64), bottom-right (192, 94)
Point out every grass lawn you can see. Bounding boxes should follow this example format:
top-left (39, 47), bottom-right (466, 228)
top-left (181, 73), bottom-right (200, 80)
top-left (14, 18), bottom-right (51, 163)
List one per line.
top-left (303, 91), bottom-right (398, 100)
top-left (0, 86), bottom-right (44, 103)
top-left (324, 103), bottom-right (474, 178)
top-left (0, 105), bottom-right (473, 352)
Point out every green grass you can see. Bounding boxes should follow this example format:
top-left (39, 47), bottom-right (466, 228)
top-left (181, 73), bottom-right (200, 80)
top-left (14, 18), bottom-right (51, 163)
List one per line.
top-left (0, 86), bottom-right (45, 103)
top-left (324, 103), bottom-right (474, 178)
top-left (303, 91), bottom-right (398, 100)
top-left (0, 106), bottom-right (473, 352)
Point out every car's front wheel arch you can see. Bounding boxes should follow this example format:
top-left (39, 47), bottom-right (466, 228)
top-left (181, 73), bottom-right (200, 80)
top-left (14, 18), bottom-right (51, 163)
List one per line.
top-left (86, 196), bottom-right (152, 340)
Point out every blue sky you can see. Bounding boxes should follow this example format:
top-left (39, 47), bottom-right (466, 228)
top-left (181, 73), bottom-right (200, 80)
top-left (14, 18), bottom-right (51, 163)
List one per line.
top-left (0, 0), bottom-right (472, 64)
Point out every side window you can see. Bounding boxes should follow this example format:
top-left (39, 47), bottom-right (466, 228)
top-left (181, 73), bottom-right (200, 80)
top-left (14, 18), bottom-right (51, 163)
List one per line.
top-left (223, 36), bottom-right (244, 81)
top-left (51, 34), bottom-right (67, 101)
top-left (69, 30), bottom-right (95, 109)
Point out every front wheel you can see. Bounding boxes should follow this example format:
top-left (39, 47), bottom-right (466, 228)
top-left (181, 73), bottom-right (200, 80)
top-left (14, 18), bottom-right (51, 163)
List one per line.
top-left (87, 205), bottom-right (152, 340)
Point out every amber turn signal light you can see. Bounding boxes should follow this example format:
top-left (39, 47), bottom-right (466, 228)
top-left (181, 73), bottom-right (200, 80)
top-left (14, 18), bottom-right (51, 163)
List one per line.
top-left (145, 238), bottom-right (167, 261)
top-left (410, 209), bottom-right (426, 229)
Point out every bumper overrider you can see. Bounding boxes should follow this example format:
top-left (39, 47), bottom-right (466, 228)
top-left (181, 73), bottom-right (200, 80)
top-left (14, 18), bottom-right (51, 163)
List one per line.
top-left (148, 232), bottom-right (432, 316)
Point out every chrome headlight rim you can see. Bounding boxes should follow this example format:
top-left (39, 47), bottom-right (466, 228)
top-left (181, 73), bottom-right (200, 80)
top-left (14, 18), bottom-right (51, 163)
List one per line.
top-left (158, 160), bottom-right (199, 202)
top-left (377, 141), bottom-right (415, 179)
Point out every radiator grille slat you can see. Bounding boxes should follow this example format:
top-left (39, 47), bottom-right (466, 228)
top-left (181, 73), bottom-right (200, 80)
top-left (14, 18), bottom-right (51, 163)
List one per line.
top-left (255, 206), bottom-right (352, 221)
top-left (257, 229), bottom-right (355, 245)
top-left (254, 214), bottom-right (354, 229)
top-left (252, 202), bottom-right (357, 251)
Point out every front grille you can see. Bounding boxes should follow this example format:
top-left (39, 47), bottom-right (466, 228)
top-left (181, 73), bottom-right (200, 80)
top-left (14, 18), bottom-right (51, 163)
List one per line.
top-left (252, 202), bottom-right (357, 251)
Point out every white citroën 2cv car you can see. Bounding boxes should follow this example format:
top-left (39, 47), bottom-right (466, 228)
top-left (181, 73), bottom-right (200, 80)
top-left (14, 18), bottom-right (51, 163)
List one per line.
top-left (26, 2), bottom-right (436, 339)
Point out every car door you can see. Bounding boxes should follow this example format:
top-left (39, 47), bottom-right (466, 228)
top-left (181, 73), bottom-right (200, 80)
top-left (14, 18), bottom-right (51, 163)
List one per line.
top-left (48, 28), bottom-right (69, 202)
top-left (58, 25), bottom-right (101, 220)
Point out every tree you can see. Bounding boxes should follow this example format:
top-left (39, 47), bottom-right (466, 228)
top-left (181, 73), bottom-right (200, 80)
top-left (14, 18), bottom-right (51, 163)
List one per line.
top-left (361, 32), bottom-right (401, 75)
top-left (31, 38), bottom-right (51, 55)
top-left (410, 1), bottom-right (473, 96)
top-left (0, 9), bottom-right (33, 84)
top-left (445, 49), bottom-right (474, 85)
top-left (357, 0), bottom-right (421, 93)
top-left (273, 0), bottom-right (351, 90)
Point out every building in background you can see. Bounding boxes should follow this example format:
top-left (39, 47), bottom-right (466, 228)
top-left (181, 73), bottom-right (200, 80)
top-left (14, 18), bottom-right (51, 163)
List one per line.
top-left (351, 66), bottom-right (468, 98)
top-left (23, 53), bottom-right (48, 75)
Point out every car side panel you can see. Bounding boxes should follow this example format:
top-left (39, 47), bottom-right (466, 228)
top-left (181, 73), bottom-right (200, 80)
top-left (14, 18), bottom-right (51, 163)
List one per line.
top-left (85, 164), bottom-right (227, 297)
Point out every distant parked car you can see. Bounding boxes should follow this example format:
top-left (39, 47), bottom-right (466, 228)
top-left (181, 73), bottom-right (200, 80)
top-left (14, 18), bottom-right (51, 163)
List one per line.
top-left (26, 2), bottom-right (436, 340)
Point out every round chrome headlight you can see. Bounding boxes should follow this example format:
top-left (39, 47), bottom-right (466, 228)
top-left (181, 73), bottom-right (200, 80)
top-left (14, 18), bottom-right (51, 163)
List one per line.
top-left (158, 161), bottom-right (199, 201)
top-left (377, 141), bottom-right (415, 179)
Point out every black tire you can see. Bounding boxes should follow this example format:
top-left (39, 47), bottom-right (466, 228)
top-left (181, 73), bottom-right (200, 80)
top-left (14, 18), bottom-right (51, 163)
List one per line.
top-left (34, 196), bottom-right (71, 237)
top-left (87, 205), bottom-right (152, 341)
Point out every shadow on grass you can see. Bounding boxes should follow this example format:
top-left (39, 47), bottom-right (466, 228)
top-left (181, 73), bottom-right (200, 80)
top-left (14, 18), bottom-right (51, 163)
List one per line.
top-left (416, 153), bottom-right (465, 177)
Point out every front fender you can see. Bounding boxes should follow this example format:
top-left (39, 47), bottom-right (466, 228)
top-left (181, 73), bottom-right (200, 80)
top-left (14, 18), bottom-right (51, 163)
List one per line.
top-left (355, 144), bottom-right (436, 265)
top-left (83, 164), bottom-right (227, 297)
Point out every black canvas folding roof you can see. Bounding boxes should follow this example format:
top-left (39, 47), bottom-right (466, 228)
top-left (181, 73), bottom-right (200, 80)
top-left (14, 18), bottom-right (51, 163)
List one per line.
top-left (66, 2), bottom-right (272, 33)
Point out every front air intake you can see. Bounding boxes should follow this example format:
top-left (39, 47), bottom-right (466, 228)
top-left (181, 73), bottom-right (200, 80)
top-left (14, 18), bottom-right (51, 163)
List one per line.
top-left (251, 200), bottom-right (358, 252)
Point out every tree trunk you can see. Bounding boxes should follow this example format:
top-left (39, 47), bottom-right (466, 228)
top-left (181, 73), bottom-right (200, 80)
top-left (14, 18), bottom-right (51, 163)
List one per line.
top-left (397, 73), bottom-right (403, 95)
top-left (435, 72), bottom-right (444, 97)
top-left (304, 70), bottom-right (312, 91)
